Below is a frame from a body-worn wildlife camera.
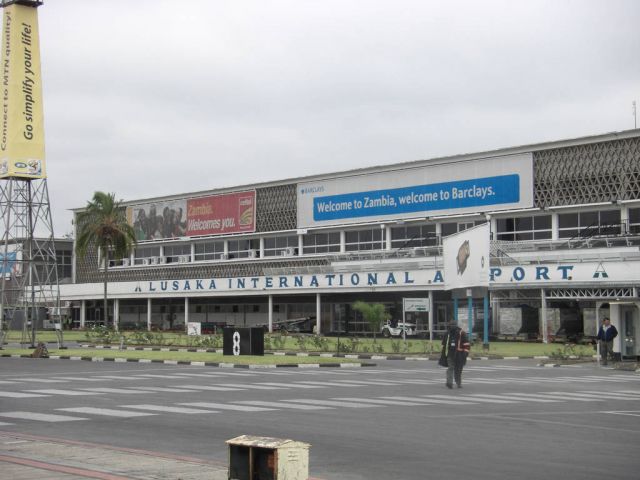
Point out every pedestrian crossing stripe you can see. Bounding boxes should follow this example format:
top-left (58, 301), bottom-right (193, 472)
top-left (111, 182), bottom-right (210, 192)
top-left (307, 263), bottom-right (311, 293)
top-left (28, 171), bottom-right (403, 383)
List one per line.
top-left (0, 392), bottom-right (49, 398)
top-left (121, 404), bottom-right (217, 414)
top-left (296, 381), bottom-right (364, 387)
top-left (254, 382), bottom-right (323, 389)
top-left (179, 402), bottom-right (276, 412)
top-left (24, 389), bottom-right (104, 396)
top-left (334, 397), bottom-right (427, 406)
top-left (423, 394), bottom-right (517, 404)
top-left (220, 383), bottom-right (287, 390)
top-left (128, 387), bottom-right (202, 393)
top-left (578, 390), bottom-right (640, 399)
top-left (233, 401), bottom-right (333, 410)
top-left (283, 399), bottom-right (382, 408)
top-left (466, 393), bottom-right (560, 403)
top-left (78, 387), bottom-right (148, 394)
top-left (176, 385), bottom-right (245, 391)
top-left (0, 411), bottom-right (87, 422)
top-left (58, 407), bottom-right (158, 418)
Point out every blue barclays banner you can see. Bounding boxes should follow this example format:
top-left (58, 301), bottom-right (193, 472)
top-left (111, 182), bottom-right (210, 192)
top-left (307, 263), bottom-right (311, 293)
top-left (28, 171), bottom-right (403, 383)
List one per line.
top-left (297, 152), bottom-right (533, 227)
top-left (312, 174), bottom-right (519, 222)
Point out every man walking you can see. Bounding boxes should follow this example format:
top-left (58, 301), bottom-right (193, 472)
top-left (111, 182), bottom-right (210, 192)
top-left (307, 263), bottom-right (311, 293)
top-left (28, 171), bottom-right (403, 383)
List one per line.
top-left (441, 323), bottom-right (470, 388)
top-left (596, 317), bottom-right (618, 366)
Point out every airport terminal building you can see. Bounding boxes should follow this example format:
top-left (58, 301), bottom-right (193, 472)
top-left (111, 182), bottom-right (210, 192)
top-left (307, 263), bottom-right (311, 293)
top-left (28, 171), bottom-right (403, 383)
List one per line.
top-left (60, 129), bottom-right (640, 359)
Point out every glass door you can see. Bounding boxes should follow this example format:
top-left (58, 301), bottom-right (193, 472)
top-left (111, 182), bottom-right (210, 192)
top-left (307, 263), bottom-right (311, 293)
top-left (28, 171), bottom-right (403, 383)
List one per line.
top-left (623, 308), bottom-right (637, 357)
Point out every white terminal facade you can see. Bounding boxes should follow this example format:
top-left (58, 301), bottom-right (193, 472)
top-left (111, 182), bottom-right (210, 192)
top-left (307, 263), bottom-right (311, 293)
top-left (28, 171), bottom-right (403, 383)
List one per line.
top-left (62, 129), bottom-right (640, 359)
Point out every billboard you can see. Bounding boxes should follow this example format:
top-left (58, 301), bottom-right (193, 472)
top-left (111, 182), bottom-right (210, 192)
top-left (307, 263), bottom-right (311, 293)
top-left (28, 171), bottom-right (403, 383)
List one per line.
top-left (0, 3), bottom-right (46, 179)
top-left (443, 223), bottom-right (490, 290)
top-left (126, 191), bottom-right (255, 241)
top-left (297, 153), bottom-right (532, 227)
top-left (1, 250), bottom-right (21, 279)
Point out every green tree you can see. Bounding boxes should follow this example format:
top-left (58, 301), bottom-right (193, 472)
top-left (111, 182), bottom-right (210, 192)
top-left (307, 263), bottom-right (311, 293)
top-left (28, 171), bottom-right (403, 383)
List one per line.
top-left (76, 192), bottom-right (137, 330)
top-left (352, 301), bottom-right (390, 342)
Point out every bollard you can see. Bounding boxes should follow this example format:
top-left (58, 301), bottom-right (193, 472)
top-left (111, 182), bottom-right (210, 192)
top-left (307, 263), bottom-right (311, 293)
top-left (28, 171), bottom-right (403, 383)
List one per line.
top-left (226, 435), bottom-right (310, 480)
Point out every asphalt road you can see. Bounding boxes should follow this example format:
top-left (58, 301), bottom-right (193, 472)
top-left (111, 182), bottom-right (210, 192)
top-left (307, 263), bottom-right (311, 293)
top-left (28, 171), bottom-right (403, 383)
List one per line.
top-left (1, 357), bottom-right (639, 480)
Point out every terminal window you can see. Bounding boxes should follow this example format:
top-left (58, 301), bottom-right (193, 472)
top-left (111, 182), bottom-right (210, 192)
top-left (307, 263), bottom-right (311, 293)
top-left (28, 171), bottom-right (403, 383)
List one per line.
top-left (558, 209), bottom-right (621, 238)
top-left (345, 228), bottom-right (384, 251)
top-left (391, 224), bottom-right (437, 248)
top-left (303, 232), bottom-right (340, 254)
top-left (496, 214), bottom-right (552, 241)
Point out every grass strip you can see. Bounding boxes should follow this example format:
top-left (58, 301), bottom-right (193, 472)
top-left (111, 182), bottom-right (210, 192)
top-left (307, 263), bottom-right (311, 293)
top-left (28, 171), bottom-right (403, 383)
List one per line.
top-left (0, 348), bottom-right (360, 365)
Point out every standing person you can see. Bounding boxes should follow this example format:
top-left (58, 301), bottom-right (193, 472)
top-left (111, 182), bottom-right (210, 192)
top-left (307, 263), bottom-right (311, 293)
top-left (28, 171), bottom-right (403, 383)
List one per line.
top-left (596, 317), bottom-right (618, 365)
top-left (440, 323), bottom-right (470, 389)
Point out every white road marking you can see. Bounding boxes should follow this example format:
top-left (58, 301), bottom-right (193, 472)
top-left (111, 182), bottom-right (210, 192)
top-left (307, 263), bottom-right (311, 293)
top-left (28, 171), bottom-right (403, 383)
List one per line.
top-left (578, 391), bottom-right (640, 400)
top-left (603, 410), bottom-right (640, 418)
top-left (384, 395), bottom-right (477, 405)
top-left (254, 382), bottom-right (321, 389)
top-left (58, 407), bottom-right (157, 418)
top-left (179, 402), bottom-right (275, 412)
top-left (0, 411), bottom-right (87, 422)
top-left (296, 381), bottom-right (363, 388)
top-left (545, 392), bottom-right (609, 401)
top-left (24, 389), bottom-right (103, 396)
top-left (121, 404), bottom-right (217, 414)
top-left (78, 388), bottom-right (149, 394)
top-left (424, 395), bottom-right (517, 404)
top-left (50, 377), bottom-right (106, 382)
top-left (283, 399), bottom-right (382, 408)
top-left (176, 385), bottom-right (244, 392)
top-left (0, 392), bottom-right (49, 398)
top-left (468, 393), bottom-right (560, 403)
top-left (221, 383), bottom-right (286, 390)
top-left (233, 401), bottom-right (333, 410)
top-left (331, 380), bottom-right (406, 386)
top-left (505, 392), bottom-right (591, 402)
top-left (16, 378), bottom-right (67, 383)
top-left (128, 387), bottom-right (201, 393)
top-left (94, 375), bottom-right (151, 381)
top-left (334, 397), bottom-right (428, 406)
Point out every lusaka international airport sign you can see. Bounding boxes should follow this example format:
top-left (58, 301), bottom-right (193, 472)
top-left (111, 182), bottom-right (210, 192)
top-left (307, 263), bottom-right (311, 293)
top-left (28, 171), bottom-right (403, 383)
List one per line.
top-left (58, 261), bottom-right (640, 300)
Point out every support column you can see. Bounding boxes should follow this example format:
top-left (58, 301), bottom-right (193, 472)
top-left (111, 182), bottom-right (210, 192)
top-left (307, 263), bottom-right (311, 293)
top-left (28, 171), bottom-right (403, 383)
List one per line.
top-left (467, 292), bottom-right (473, 342)
top-left (147, 298), bottom-right (152, 332)
top-left (385, 225), bottom-right (392, 250)
top-left (113, 299), bottom-right (119, 332)
top-left (316, 293), bottom-right (321, 335)
top-left (268, 295), bottom-right (273, 333)
top-left (80, 300), bottom-right (86, 329)
top-left (340, 231), bottom-right (346, 253)
top-left (184, 297), bottom-right (189, 333)
top-left (540, 289), bottom-right (548, 343)
top-left (595, 301), bottom-right (602, 365)
top-left (453, 298), bottom-right (458, 325)
top-left (428, 290), bottom-right (434, 342)
top-left (298, 234), bottom-right (304, 256)
top-left (483, 294), bottom-right (489, 346)
top-left (551, 213), bottom-right (559, 241)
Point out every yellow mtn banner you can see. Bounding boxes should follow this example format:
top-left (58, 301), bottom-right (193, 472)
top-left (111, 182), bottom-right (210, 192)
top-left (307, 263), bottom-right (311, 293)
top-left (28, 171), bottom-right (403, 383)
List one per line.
top-left (0, 3), bottom-right (45, 179)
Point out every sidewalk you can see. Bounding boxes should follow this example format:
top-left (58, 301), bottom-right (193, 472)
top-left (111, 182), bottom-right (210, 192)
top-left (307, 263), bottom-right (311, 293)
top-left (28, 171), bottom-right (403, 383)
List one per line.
top-left (0, 431), bottom-right (228, 480)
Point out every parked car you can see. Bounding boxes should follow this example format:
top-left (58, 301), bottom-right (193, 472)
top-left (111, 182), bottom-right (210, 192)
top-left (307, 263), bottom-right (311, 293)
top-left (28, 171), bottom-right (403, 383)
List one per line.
top-left (381, 320), bottom-right (417, 338)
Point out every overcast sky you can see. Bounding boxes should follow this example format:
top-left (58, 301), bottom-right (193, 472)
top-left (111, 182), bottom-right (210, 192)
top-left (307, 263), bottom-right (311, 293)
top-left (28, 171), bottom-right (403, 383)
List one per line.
top-left (34, 0), bottom-right (639, 236)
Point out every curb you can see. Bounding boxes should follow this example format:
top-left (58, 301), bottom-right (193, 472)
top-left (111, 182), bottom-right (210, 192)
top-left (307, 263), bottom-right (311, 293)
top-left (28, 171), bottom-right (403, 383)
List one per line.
top-left (0, 353), bottom-right (375, 369)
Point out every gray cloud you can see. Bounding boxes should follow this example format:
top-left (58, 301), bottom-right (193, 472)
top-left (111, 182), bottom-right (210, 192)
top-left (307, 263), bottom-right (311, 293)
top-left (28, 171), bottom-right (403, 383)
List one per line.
top-left (30, 0), bottom-right (640, 235)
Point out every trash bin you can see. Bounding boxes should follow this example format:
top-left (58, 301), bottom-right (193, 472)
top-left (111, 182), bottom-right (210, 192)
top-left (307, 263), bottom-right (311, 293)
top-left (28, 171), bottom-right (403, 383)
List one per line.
top-left (223, 327), bottom-right (264, 356)
top-left (226, 435), bottom-right (310, 480)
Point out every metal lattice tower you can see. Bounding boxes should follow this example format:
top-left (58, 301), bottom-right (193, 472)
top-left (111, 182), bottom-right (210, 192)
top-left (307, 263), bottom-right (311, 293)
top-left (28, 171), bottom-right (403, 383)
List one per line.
top-left (0, 177), bottom-right (59, 346)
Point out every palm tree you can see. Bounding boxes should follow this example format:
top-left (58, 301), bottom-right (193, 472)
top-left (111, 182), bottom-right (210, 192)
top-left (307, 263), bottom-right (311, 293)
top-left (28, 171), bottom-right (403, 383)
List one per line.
top-left (76, 192), bottom-right (136, 330)
top-left (352, 301), bottom-right (390, 343)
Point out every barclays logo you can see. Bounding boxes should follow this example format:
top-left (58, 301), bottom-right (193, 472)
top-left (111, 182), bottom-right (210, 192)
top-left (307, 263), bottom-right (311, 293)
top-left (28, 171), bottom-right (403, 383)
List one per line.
top-left (300, 186), bottom-right (325, 195)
